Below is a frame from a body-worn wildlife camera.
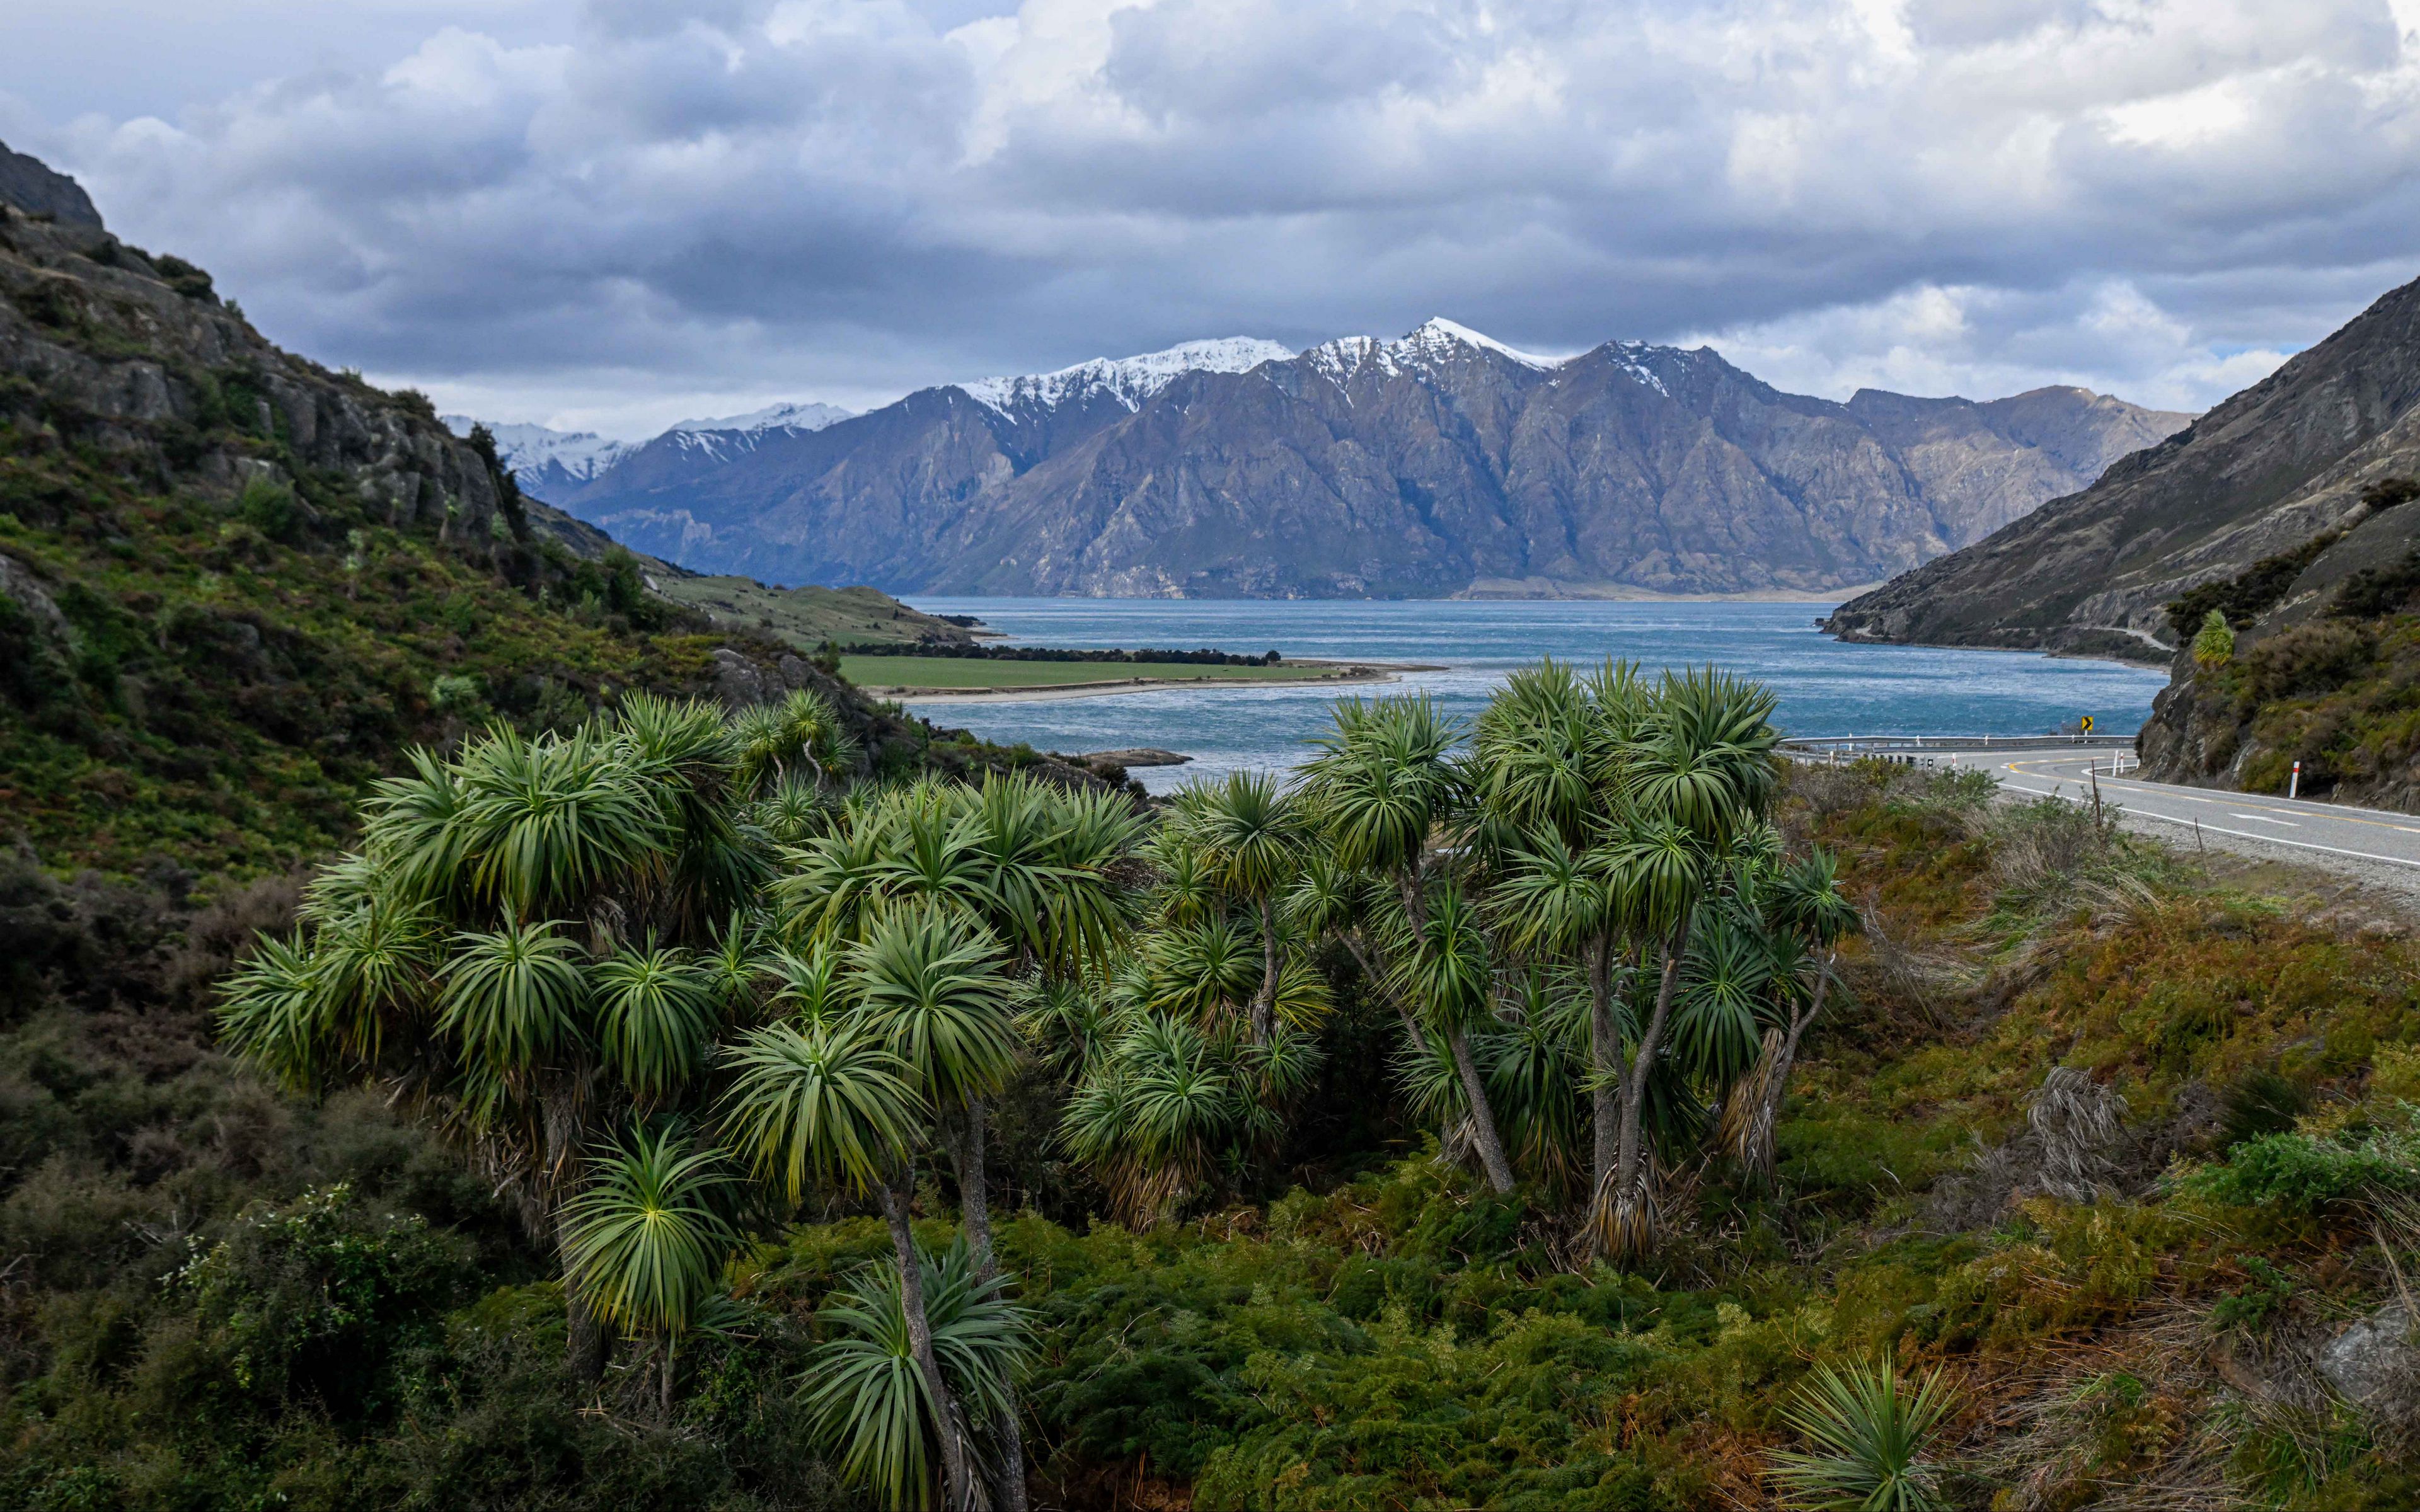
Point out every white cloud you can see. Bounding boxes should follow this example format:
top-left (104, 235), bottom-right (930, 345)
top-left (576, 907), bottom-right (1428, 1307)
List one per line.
top-left (7, 0), bottom-right (2417, 435)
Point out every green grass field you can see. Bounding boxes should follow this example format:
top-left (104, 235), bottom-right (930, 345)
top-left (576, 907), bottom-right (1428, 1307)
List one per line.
top-left (838, 655), bottom-right (1357, 692)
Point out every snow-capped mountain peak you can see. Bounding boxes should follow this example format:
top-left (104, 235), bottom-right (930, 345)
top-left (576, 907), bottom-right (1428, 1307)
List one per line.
top-left (960, 336), bottom-right (1296, 416)
top-left (1303, 320), bottom-right (1569, 385)
top-left (669, 400), bottom-right (853, 434)
top-left (442, 416), bottom-right (637, 486)
top-left (1388, 317), bottom-right (1560, 371)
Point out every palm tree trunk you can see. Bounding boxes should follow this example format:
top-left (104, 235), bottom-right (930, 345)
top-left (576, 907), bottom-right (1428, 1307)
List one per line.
top-left (1745, 967), bottom-right (1829, 1183)
top-left (1587, 934), bottom-right (1620, 1208)
top-left (879, 1176), bottom-right (972, 1512)
top-left (543, 1079), bottom-right (609, 1388)
top-left (560, 1235), bottom-right (611, 1387)
top-left (661, 1335), bottom-right (676, 1421)
top-left (948, 1099), bottom-right (1030, 1512)
top-left (1252, 896), bottom-right (1280, 1043)
top-left (1394, 870), bottom-right (1516, 1194)
top-left (1448, 1026), bottom-right (1518, 1194)
top-left (1606, 911), bottom-right (1692, 1256)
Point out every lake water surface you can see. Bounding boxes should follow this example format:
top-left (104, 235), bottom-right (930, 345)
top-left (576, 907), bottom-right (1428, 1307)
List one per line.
top-left (899, 598), bottom-right (2169, 793)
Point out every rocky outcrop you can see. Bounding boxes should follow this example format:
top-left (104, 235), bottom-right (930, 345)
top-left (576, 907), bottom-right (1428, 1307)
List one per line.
top-left (1826, 273), bottom-right (2420, 663)
top-left (0, 197), bottom-right (512, 542)
top-left (0, 141), bottom-right (101, 227)
top-left (555, 321), bottom-right (2187, 598)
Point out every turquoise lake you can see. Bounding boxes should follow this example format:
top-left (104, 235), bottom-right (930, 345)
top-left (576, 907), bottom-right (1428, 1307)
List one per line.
top-left (897, 598), bottom-right (2170, 793)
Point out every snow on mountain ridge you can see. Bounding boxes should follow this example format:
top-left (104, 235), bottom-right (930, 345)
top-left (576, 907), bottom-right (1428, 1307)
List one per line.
top-left (442, 416), bottom-right (636, 484)
top-left (960, 336), bottom-right (1297, 416)
top-left (1305, 319), bottom-right (1576, 385)
top-left (670, 400), bottom-right (853, 433)
top-left (1392, 317), bottom-right (1560, 371)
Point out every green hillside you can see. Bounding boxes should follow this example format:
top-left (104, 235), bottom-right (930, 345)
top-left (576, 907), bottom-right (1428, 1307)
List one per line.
top-left (652, 574), bottom-right (977, 652)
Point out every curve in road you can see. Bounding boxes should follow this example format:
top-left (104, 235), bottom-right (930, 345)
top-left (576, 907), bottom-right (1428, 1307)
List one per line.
top-left (1988, 752), bottom-right (2420, 872)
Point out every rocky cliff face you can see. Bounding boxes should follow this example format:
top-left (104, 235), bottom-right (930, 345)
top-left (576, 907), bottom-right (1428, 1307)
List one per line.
top-left (1825, 273), bottom-right (2420, 665)
top-left (553, 320), bottom-right (2187, 598)
top-left (1, 194), bottom-right (514, 541)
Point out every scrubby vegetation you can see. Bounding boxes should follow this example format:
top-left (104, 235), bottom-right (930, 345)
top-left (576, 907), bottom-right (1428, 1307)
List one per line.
top-left (11, 660), bottom-right (2420, 1510)
top-left (2151, 478), bottom-right (2420, 806)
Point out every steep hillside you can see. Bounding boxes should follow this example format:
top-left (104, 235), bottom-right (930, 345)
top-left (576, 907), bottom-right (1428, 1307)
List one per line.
top-left (1826, 273), bottom-right (2420, 663)
top-left (0, 167), bottom-right (942, 878)
top-left (553, 322), bottom-right (2187, 598)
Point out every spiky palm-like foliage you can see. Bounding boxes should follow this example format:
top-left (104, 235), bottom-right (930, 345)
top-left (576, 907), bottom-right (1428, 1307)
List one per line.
top-left (1594, 668), bottom-right (1781, 1257)
top-left (734, 688), bottom-right (858, 796)
top-left (435, 920), bottom-right (590, 1108)
top-left (1184, 770), bottom-right (1311, 1041)
top-left (217, 933), bottom-right (340, 1091)
top-left (718, 1019), bottom-right (919, 1201)
top-left (1297, 694), bottom-right (1521, 1193)
top-left (1063, 1011), bottom-right (1252, 1225)
top-left (1767, 1357), bottom-right (1957, 1512)
top-left (1726, 846), bottom-right (1860, 1182)
top-left (1672, 910), bottom-right (1777, 1092)
top-left (759, 942), bottom-right (850, 1028)
top-left (1484, 970), bottom-right (1589, 1194)
top-left (562, 1125), bottom-right (739, 1412)
top-left (217, 702), bottom-right (775, 1382)
top-left (592, 944), bottom-right (720, 1105)
top-left (805, 1239), bottom-right (1033, 1512)
top-left (851, 906), bottom-right (1020, 1113)
top-left (1142, 915), bottom-right (1261, 1026)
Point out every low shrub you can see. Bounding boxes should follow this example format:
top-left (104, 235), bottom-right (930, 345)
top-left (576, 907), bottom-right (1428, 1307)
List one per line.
top-left (2186, 1126), bottom-right (2420, 1215)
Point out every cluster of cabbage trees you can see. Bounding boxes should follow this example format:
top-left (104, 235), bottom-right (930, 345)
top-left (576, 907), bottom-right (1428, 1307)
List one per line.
top-left (1040, 662), bottom-right (1857, 1261)
top-left (1044, 771), bottom-right (1334, 1225)
top-left (221, 690), bottom-right (1141, 1511)
top-left (218, 658), bottom-right (1856, 1507)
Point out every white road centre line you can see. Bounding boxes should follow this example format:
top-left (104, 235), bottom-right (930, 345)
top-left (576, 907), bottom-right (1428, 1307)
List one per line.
top-left (2230, 814), bottom-right (2299, 827)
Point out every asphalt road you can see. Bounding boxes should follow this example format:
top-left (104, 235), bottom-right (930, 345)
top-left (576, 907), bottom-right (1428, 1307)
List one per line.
top-left (1983, 750), bottom-right (2420, 873)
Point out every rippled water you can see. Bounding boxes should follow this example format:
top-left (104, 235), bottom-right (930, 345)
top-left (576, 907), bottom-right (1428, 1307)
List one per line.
top-left (897, 598), bottom-right (2170, 793)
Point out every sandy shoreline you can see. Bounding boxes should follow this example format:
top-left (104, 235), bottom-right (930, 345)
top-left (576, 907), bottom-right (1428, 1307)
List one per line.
top-left (880, 661), bottom-right (1441, 704)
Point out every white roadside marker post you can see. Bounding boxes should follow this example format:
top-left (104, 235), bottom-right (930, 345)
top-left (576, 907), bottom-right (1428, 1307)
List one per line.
top-left (2290, 760), bottom-right (2302, 799)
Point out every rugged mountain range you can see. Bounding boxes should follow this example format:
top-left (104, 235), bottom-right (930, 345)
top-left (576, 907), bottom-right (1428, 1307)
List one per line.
top-left (509, 321), bottom-right (2189, 598)
top-left (446, 399), bottom-right (851, 501)
top-left (1825, 273), bottom-right (2420, 665)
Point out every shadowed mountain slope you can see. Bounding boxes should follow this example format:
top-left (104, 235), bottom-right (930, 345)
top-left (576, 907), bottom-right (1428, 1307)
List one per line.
top-left (1826, 273), bottom-right (2420, 664)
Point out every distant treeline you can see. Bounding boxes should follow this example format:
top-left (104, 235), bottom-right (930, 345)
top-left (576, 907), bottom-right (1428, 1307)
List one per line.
top-left (843, 642), bottom-right (1284, 666)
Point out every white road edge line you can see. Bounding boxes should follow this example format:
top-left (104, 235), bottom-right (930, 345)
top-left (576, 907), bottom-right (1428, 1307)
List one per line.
top-left (1999, 786), bottom-right (2420, 869)
top-left (2029, 765), bottom-right (2420, 824)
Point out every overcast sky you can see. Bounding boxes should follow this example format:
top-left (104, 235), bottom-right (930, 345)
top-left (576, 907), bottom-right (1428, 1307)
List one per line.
top-left (8, 0), bottom-right (2419, 438)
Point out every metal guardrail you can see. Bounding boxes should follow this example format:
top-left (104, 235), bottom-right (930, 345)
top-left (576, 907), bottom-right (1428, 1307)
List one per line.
top-left (1778, 733), bottom-right (2137, 754)
top-left (1780, 733), bottom-right (2138, 773)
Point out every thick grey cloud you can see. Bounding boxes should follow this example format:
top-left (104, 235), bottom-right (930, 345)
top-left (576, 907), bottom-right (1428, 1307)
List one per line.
top-left (9, 0), bottom-right (2419, 434)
